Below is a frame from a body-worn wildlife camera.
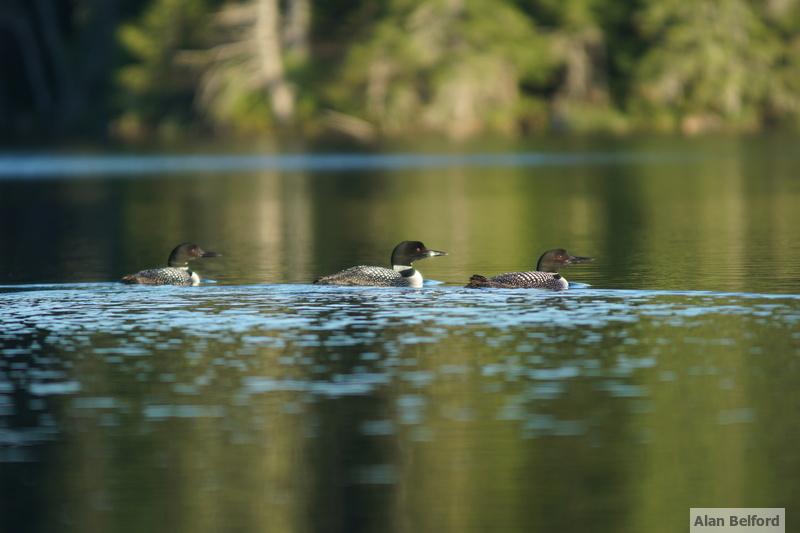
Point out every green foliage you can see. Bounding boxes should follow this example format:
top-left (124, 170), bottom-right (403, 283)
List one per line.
top-left (7, 0), bottom-right (800, 140)
top-left (526, 0), bottom-right (621, 130)
top-left (631, 0), bottom-right (781, 131)
top-left (116, 0), bottom-right (214, 137)
top-left (327, 0), bottom-right (555, 138)
top-left (757, 0), bottom-right (800, 126)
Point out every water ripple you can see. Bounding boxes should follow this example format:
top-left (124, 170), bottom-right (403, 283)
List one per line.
top-left (0, 282), bottom-right (798, 456)
top-left (2, 284), bottom-right (797, 338)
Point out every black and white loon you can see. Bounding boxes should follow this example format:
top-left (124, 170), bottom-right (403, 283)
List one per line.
top-left (465, 248), bottom-right (592, 290)
top-left (314, 241), bottom-right (447, 287)
top-left (121, 242), bottom-right (220, 286)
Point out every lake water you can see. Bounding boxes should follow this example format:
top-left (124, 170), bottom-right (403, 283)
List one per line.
top-left (1, 137), bottom-right (799, 532)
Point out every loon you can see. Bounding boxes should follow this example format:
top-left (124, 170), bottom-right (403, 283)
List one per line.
top-left (121, 242), bottom-right (220, 286)
top-left (314, 241), bottom-right (447, 287)
top-left (465, 248), bottom-right (592, 290)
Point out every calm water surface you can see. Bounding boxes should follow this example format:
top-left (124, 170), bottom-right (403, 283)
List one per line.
top-left (1, 137), bottom-right (799, 532)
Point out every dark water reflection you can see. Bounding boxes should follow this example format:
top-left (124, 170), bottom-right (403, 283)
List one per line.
top-left (1, 139), bottom-right (800, 532)
top-left (2, 137), bottom-right (800, 293)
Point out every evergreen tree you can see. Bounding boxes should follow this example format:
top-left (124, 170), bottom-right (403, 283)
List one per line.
top-left (632, 0), bottom-right (779, 132)
top-left (116, 0), bottom-right (214, 138)
top-left (326, 0), bottom-right (555, 139)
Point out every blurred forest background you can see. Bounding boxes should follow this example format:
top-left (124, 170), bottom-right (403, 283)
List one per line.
top-left (2, 0), bottom-right (800, 144)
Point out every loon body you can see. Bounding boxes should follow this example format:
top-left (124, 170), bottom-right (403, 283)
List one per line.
top-left (466, 248), bottom-right (592, 290)
top-left (314, 241), bottom-right (446, 288)
top-left (121, 242), bottom-right (220, 286)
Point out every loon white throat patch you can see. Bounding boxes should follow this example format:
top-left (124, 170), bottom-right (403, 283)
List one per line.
top-left (400, 268), bottom-right (423, 288)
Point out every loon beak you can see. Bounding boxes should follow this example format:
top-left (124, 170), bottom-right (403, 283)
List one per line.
top-left (424, 248), bottom-right (447, 258)
top-left (567, 255), bottom-right (593, 265)
top-left (200, 250), bottom-right (221, 258)
top-left (409, 247), bottom-right (446, 263)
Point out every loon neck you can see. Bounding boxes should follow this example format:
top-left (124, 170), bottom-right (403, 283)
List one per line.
top-left (394, 264), bottom-right (423, 287)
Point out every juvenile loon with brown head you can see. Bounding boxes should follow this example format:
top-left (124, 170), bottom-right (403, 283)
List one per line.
top-left (465, 248), bottom-right (592, 290)
top-left (314, 241), bottom-right (447, 287)
top-left (121, 242), bottom-right (220, 286)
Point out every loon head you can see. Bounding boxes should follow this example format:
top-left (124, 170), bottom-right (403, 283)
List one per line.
top-left (536, 248), bottom-right (593, 273)
top-left (167, 242), bottom-right (221, 267)
top-left (390, 241), bottom-right (447, 269)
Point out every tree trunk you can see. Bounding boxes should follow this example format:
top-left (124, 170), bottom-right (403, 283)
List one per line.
top-left (0, 13), bottom-right (53, 116)
top-left (78, 0), bottom-right (120, 100)
top-left (34, 0), bottom-right (80, 127)
top-left (284, 0), bottom-right (310, 62)
top-left (255, 0), bottom-right (294, 124)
